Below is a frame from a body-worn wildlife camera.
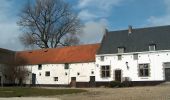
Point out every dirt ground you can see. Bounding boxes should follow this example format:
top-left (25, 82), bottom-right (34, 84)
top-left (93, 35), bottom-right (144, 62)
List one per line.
top-left (57, 86), bottom-right (170, 100)
top-left (1, 86), bottom-right (170, 100)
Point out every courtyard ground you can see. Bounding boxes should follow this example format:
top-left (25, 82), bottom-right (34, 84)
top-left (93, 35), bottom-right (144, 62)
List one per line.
top-left (1, 85), bottom-right (170, 100)
top-left (58, 85), bottom-right (170, 100)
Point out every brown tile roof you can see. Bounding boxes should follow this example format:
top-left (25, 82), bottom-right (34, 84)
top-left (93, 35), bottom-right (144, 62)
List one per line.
top-left (16, 43), bottom-right (100, 65)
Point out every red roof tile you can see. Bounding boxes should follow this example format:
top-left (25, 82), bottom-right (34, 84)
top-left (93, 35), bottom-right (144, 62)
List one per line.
top-left (16, 44), bottom-right (100, 65)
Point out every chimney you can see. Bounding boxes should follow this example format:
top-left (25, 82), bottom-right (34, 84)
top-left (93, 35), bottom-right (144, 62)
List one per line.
top-left (128, 25), bottom-right (132, 34)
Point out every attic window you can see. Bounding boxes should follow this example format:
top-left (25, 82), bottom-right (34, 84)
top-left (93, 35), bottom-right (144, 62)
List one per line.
top-left (100, 56), bottom-right (104, 61)
top-left (149, 44), bottom-right (156, 51)
top-left (38, 64), bottom-right (42, 70)
top-left (65, 63), bottom-right (69, 69)
top-left (118, 47), bottom-right (125, 53)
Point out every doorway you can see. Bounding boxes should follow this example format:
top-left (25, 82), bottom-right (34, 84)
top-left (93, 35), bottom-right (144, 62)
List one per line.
top-left (165, 68), bottom-right (170, 81)
top-left (89, 76), bottom-right (95, 87)
top-left (115, 70), bottom-right (122, 82)
top-left (32, 73), bottom-right (36, 86)
top-left (70, 77), bottom-right (76, 87)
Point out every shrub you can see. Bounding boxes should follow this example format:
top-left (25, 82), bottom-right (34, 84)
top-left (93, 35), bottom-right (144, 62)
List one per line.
top-left (109, 81), bottom-right (121, 87)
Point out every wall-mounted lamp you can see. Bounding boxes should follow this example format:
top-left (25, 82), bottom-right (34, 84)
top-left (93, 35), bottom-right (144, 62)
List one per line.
top-left (126, 62), bottom-right (129, 70)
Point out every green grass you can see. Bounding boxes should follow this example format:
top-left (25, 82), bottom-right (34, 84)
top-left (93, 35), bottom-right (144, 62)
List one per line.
top-left (0, 87), bottom-right (87, 97)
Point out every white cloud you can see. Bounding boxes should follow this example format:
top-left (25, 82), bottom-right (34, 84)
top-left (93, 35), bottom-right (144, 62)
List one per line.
top-left (77, 0), bottom-right (125, 44)
top-left (80, 19), bottom-right (108, 44)
top-left (78, 10), bottom-right (99, 21)
top-left (147, 0), bottom-right (170, 26)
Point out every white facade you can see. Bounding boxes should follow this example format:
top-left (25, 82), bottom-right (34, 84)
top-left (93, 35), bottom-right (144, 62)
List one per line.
top-left (96, 50), bottom-right (170, 82)
top-left (25, 62), bottom-right (96, 85)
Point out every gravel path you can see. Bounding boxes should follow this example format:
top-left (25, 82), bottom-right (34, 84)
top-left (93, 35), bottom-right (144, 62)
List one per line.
top-left (58, 86), bottom-right (170, 100)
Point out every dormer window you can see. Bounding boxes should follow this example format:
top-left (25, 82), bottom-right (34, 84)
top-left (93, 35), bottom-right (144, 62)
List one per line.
top-left (149, 44), bottom-right (156, 51)
top-left (118, 47), bottom-right (125, 53)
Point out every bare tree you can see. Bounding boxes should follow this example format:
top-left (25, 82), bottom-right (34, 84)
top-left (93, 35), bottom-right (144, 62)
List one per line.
top-left (18, 0), bottom-right (81, 48)
top-left (3, 57), bottom-right (29, 86)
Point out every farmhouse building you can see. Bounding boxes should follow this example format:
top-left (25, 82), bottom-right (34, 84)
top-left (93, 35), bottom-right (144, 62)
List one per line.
top-left (16, 43), bottom-right (100, 87)
top-left (96, 25), bottom-right (170, 85)
top-left (0, 25), bottom-right (170, 87)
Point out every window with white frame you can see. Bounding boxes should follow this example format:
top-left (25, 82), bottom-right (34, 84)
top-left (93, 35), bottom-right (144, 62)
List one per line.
top-left (64, 63), bottom-right (69, 69)
top-left (45, 71), bottom-right (50, 76)
top-left (138, 64), bottom-right (150, 77)
top-left (101, 65), bottom-right (110, 78)
top-left (100, 56), bottom-right (104, 61)
top-left (133, 54), bottom-right (138, 60)
top-left (54, 77), bottom-right (58, 81)
top-left (118, 55), bottom-right (122, 60)
top-left (38, 64), bottom-right (42, 70)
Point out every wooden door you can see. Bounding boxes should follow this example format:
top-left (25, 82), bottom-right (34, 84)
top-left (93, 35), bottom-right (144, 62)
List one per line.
top-left (70, 77), bottom-right (76, 87)
top-left (165, 68), bottom-right (170, 81)
top-left (115, 70), bottom-right (121, 82)
top-left (32, 73), bottom-right (36, 86)
top-left (89, 76), bottom-right (95, 87)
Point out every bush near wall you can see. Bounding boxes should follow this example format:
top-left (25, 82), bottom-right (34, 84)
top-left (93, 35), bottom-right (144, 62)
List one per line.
top-left (109, 81), bottom-right (133, 88)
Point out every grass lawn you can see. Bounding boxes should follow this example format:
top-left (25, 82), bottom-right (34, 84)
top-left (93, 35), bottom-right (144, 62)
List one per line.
top-left (0, 87), bottom-right (87, 97)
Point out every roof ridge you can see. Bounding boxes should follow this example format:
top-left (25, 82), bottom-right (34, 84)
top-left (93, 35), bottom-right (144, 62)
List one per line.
top-left (109, 25), bottom-right (170, 33)
top-left (17, 43), bottom-right (100, 52)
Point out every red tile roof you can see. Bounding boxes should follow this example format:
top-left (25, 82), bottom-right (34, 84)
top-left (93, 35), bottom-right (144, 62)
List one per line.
top-left (16, 44), bottom-right (100, 65)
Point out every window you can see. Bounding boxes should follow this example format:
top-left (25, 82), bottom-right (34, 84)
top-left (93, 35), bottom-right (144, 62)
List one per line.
top-left (101, 66), bottom-right (110, 78)
top-left (100, 56), bottom-right (104, 61)
top-left (118, 47), bottom-right (125, 53)
top-left (45, 71), bottom-right (50, 76)
top-left (149, 44), bottom-right (156, 51)
top-left (77, 72), bottom-right (80, 76)
top-left (64, 63), bottom-right (69, 69)
top-left (133, 54), bottom-right (138, 60)
top-left (54, 77), bottom-right (58, 81)
top-left (38, 64), bottom-right (42, 70)
top-left (118, 55), bottom-right (122, 60)
top-left (138, 64), bottom-right (150, 77)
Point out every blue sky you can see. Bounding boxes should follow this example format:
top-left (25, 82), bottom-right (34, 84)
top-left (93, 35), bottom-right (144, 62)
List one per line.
top-left (0, 0), bottom-right (170, 50)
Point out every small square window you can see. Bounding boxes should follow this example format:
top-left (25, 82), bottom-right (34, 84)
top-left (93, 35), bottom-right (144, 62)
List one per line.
top-left (133, 54), bottom-right (138, 60)
top-left (65, 63), bottom-right (69, 69)
top-left (54, 77), bottom-right (58, 81)
top-left (45, 71), bottom-right (50, 76)
top-left (38, 64), bottom-right (42, 70)
top-left (118, 55), bottom-right (122, 60)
